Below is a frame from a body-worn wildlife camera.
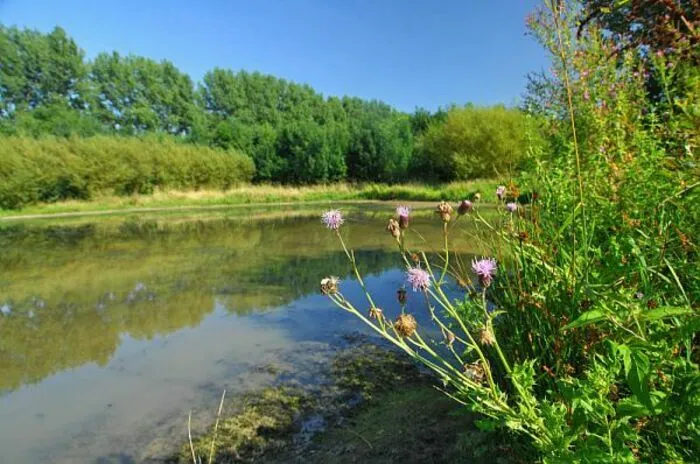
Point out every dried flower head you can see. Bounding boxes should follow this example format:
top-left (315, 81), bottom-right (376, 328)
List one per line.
top-left (442, 327), bottom-right (456, 346)
top-left (394, 313), bottom-right (418, 338)
top-left (458, 200), bottom-right (473, 215)
top-left (406, 267), bottom-right (431, 292)
top-left (321, 210), bottom-right (344, 231)
top-left (479, 328), bottom-right (495, 345)
top-left (472, 258), bottom-right (497, 288)
top-left (396, 205), bottom-right (410, 229)
top-left (397, 287), bottom-right (408, 305)
top-left (463, 361), bottom-right (485, 383)
top-left (320, 276), bottom-right (340, 295)
top-left (506, 202), bottom-right (518, 213)
top-left (387, 218), bottom-right (401, 239)
top-left (435, 201), bottom-right (453, 222)
top-left (496, 185), bottom-right (506, 201)
top-left (368, 306), bottom-right (384, 320)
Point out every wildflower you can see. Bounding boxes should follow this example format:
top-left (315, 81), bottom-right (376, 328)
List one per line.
top-left (463, 361), bottom-right (485, 383)
top-left (472, 258), bottom-right (497, 288)
top-left (496, 185), bottom-right (506, 201)
top-left (396, 205), bottom-right (410, 229)
top-left (583, 90), bottom-right (590, 101)
top-left (397, 287), bottom-right (408, 305)
top-left (322, 209), bottom-right (344, 231)
top-left (635, 292), bottom-right (644, 300)
top-left (458, 200), bottom-right (473, 215)
top-left (386, 218), bottom-right (401, 239)
top-left (472, 192), bottom-right (481, 202)
top-left (320, 276), bottom-right (340, 295)
top-left (394, 313), bottom-right (418, 338)
top-left (479, 328), bottom-right (495, 346)
top-left (435, 201), bottom-right (453, 222)
top-left (368, 307), bottom-right (384, 320)
top-left (506, 202), bottom-right (518, 213)
top-left (406, 267), bottom-right (431, 292)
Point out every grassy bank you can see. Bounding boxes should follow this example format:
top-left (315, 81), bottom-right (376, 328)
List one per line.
top-left (0, 180), bottom-right (497, 218)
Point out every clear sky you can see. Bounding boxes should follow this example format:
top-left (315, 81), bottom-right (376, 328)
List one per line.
top-left (0, 0), bottom-right (549, 112)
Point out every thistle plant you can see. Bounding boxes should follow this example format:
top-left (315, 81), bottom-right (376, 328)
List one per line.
top-left (319, 205), bottom-right (556, 452)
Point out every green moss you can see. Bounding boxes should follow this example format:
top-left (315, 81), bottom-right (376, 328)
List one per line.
top-left (176, 387), bottom-right (309, 463)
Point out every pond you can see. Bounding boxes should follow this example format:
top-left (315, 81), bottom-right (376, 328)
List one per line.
top-left (0, 203), bottom-right (489, 463)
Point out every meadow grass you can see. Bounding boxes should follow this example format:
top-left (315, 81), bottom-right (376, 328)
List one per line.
top-left (0, 180), bottom-right (497, 218)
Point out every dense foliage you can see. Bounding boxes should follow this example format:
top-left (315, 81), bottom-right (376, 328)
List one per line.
top-left (0, 24), bottom-right (534, 202)
top-left (0, 136), bottom-right (254, 209)
top-left (323, 0), bottom-right (698, 462)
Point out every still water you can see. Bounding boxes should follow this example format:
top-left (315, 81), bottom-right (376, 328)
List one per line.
top-left (0, 203), bottom-right (486, 463)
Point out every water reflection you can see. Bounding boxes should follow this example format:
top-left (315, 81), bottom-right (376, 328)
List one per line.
top-left (0, 205), bottom-right (487, 462)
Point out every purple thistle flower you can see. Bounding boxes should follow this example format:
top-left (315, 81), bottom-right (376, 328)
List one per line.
top-left (396, 205), bottom-right (410, 218)
top-left (406, 267), bottom-right (431, 292)
top-left (496, 185), bottom-right (506, 201)
top-left (583, 90), bottom-right (590, 101)
top-left (322, 209), bottom-right (344, 231)
top-left (472, 258), bottom-right (497, 288)
top-left (506, 202), bottom-right (518, 213)
top-left (396, 205), bottom-right (411, 229)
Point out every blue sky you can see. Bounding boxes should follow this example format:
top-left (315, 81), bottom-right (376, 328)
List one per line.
top-left (0, 0), bottom-right (549, 112)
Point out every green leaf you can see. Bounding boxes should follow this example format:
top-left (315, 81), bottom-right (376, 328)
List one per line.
top-left (623, 348), bottom-right (653, 410)
top-left (563, 309), bottom-right (606, 330)
top-left (474, 418), bottom-right (498, 432)
top-left (640, 306), bottom-right (693, 322)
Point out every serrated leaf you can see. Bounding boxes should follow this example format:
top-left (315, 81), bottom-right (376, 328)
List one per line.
top-left (640, 306), bottom-right (693, 321)
top-left (563, 309), bottom-right (606, 330)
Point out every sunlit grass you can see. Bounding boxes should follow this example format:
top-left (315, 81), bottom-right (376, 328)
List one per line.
top-left (0, 180), bottom-right (498, 218)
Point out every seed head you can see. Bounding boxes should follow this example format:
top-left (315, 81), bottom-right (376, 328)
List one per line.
top-left (406, 267), bottom-right (431, 292)
top-left (458, 200), bottom-right (473, 215)
top-left (368, 307), bottom-right (384, 320)
top-left (387, 218), bottom-right (401, 239)
top-left (435, 201), bottom-right (453, 223)
top-left (394, 313), bottom-right (418, 338)
top-left (479, 328), bottom-right (495, 346)
top-left (463, 361), bottom-right (485, 383)
top-left (320, 276), bottom-right (340, 295)
top-left (322, 210), bottom-right (344, 231)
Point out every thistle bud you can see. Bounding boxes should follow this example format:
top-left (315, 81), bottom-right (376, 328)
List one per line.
top-left (394, 313), bottom-right (418, 338)
top-left (458, 200), bottom-right (473, 215)
top-left (397, 287), bottom-right (408, 305)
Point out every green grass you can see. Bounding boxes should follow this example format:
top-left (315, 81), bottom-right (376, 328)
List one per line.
top-left (0, 180), bottom-right (498, 218)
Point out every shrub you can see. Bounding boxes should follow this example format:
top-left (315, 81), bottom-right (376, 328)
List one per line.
top-left (0, 135), bottom-right (255, 209)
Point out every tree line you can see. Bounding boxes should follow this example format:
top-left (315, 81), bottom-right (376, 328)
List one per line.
top-left (0, 24), bottom-right (537, 189)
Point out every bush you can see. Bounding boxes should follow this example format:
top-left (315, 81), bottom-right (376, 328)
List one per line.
top-left (0, 135), bottom-right (255, 209)
top-left (414, 105), bottom-right (540, 181)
